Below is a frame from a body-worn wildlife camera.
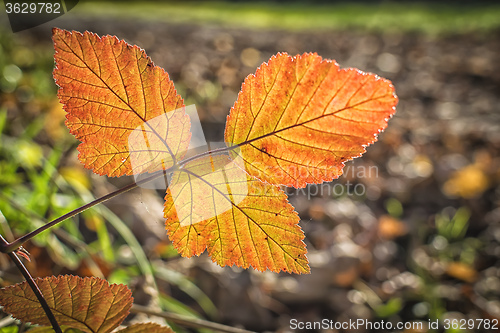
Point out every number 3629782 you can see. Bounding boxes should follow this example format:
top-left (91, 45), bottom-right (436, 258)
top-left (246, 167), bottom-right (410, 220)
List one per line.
top-left (5, 2), bottom-right (61, 14)
top-left (443, 318), bottom-right (498, 330)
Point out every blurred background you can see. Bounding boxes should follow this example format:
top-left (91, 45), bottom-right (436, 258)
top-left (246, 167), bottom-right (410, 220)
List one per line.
top-left (0, 1), bottom-right (499, 332)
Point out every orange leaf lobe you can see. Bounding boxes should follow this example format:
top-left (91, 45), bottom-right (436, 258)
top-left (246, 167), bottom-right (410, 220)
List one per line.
top-left (53, 28), bottom-right (190, 177)
top-left (164, 154), bottom-right (309, 274)
top-left (225, 52), bottom-right (397, 188)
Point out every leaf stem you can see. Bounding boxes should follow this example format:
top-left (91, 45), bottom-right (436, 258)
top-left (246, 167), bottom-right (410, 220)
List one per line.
top-left (0, 170), bottom-right (170, 253)
top-left (177, 144), bottom-right (239, 168)
top-left (0, 144), bottom-right (241, 254)
top-left (0, 236), bottom-right (62, 333)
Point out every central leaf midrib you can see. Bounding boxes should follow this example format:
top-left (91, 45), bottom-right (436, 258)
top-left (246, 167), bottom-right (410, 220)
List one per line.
top-left (236, 93), bottom-right (390, 149)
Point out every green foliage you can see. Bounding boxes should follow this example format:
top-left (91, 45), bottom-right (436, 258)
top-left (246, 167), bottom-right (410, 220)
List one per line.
top-left (28, 326), bottom-right (84, 333)
top-left (0, 326), bottom-right (18, 333)
top-left (0, 28), bottom-right (214, 333)
top-left (0, 15), bottom-right (494, 333)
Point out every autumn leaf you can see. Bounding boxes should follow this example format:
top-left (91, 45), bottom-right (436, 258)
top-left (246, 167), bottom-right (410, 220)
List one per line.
top-left (377, 215), bottom-right (408, 239)
top-left (28, 326), bottom-right (84, 333)
top-left (117, 323), bottom-right (175, 333)
top-left (225, 52), bottom-right (397, 188)
top-left (53, 28), bottom-right (190, 177)
top-left (164, 154), bottom-right (309, 274)
top-left (0, 275), bottom-right (132, 333)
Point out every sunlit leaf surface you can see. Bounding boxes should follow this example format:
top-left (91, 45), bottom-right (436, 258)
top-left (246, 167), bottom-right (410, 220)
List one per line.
top-left (225, 52), bottom-right (397, 187)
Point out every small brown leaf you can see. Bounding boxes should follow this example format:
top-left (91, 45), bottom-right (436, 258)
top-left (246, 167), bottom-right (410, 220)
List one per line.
top-left (446, 262), bottom-right (478, 283)
top-left (0, 275), bottom-right (132, 333)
